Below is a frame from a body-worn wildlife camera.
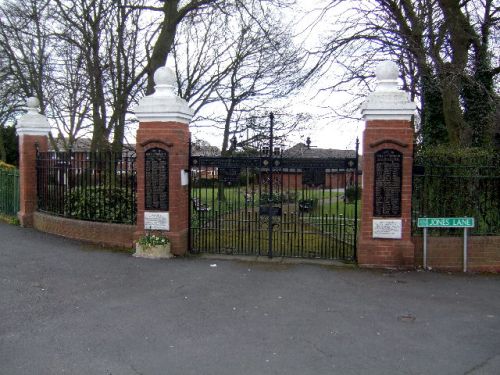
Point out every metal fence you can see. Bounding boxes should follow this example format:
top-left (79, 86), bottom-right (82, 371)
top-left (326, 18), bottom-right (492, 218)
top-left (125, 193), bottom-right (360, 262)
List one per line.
top-left (190, 154), bottom-right (360, 261)
top-left (36, 151), bottom-right (137, 224)
top-left (0, 168), bottom-right (20, 216)
top-left (412, 163), bottom-right (500, 235)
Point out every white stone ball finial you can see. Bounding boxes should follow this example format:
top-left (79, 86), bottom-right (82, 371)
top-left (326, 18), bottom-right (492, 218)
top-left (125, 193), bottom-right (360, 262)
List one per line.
top-left (134, 64), bottom-right (194, 124)
top-left (26, 96), bottom-right (40, 109)
top-left (375, 61), bottom-right (398, 81)
top-left (374, 61), bottom-right (399, 92)
top-left (16, 96), bottom-right (51, 136)
top-left (153, 66), bottom-right (176, 96)
top-left (360, 60), bottom-right (416, 120)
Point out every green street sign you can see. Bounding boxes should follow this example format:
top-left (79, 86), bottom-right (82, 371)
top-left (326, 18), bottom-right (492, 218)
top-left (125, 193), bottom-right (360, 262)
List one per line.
top-left (417, 217), bottom-right (474, 228)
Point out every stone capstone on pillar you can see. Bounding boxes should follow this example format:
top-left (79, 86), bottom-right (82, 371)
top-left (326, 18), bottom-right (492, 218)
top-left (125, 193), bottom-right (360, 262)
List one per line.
top-left (134, 66), bottom-right (194, 124)
top-left (360, 61), bottom-right (416, 121)
top-left (16, 97), bottom-right (51, 136)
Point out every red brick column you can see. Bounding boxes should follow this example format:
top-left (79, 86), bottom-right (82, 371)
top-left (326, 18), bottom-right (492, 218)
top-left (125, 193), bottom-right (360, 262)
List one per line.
top-left (18, 135), bottom-right (48, 226)
top-left (134, 66), bottom-right (194, 256)
top-left (358, 61), bottom-right (416, 268)
top-left (16, 97), bottom-right (51, 227)
top-left (135, 122), bottom-right (190, 255)
top-left (358, 121), bottom-right (415, 267)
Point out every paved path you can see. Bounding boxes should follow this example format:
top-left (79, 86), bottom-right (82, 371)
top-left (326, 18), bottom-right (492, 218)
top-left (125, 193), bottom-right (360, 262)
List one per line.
top-left (1, 222), bottom-right (499, 375)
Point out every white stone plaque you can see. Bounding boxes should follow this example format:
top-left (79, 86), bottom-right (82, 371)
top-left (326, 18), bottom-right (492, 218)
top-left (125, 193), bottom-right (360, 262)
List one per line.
top-left (373, 219), bottom-right (402, 239)
top-left (144, 212), bottom-right (170, 231)
top-left (181, 169), bottom-right (189, 186)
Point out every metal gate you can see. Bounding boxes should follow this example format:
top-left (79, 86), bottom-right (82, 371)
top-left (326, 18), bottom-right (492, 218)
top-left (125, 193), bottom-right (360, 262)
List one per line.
top-left (189, 119), bottom-right (360, 261)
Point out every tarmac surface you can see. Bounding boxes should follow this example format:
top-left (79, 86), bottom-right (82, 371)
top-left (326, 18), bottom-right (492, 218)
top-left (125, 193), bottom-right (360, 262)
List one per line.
top-left (1, 222), bottom-right (499, 375)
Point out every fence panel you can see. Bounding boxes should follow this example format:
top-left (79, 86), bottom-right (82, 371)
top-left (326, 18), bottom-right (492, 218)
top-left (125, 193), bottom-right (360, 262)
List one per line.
top-left (412, 163), bottom-right (500, 235)
top-left (189, 153), bottom-right (360, 261)
top-left (0, 168), bottom-right (20, 216)
top-left (37, 152), bottom-right (137, 224)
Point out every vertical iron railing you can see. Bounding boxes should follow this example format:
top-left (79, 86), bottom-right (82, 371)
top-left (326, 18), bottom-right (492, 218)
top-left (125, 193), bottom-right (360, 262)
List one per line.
top-left (36, 151), bottom-right (137, 224)
top-left (412, 163), bottom-right (500, 235)
top-left (188, 138), bottom-right (193, 252)
top-left (267, 112), bottom-right (275, 258)
top-left (189, 147), bottom-right (360, 260)
top-left (353, 137), bottom-right (360, 260)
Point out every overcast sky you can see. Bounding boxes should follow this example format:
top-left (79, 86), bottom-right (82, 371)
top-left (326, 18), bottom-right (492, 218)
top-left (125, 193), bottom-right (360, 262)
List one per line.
top-left (184, 0), bottom-right (367, 152)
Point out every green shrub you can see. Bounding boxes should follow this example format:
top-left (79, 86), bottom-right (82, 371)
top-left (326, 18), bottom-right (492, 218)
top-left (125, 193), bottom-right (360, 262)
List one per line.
top-left (413, 146), bottom-right (499, 235)
top-left (0, 161), bottom-right (16, 171)
top-left (415, 145), bottom-right (498, 166)
top-left (345, 186), bottom-right (361, 203)
top-left (64, 186), bottom-right (136, 224)
top-left (260, 192), bottom-right (297, 204)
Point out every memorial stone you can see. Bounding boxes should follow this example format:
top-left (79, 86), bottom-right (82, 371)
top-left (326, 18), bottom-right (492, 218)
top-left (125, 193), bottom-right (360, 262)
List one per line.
top-left (374, 149), bottom-right (402, 217)
top-left (145, 148), bottom-right (169, 211)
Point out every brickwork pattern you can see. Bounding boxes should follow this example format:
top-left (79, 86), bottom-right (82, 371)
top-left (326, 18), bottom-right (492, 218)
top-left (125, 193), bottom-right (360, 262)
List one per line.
top-left (135, 122), bottom-right (190, 256)
top-left (414, 236), bottom-right (500, 272)
top-left (358, 120), bottom-right (415, 268)
top-left (33, 212), bottom-right (135, 248)
top-left (18, 135), bottom-right (48, 227)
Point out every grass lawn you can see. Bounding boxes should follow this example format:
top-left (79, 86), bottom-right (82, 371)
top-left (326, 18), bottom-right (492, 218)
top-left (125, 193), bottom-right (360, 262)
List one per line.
top-left (190, 187), bottom-right (360, 260)
top-left (191, 211), bottom-right (357, 260)
top-left (191, 186), bottom-right (360, 217)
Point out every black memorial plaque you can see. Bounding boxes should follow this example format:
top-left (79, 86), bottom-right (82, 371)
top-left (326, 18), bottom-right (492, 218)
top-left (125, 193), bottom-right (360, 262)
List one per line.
top-left (145, 148), bottom-right (169, 210)
top-left (374, 149), bottom-right (402, 217)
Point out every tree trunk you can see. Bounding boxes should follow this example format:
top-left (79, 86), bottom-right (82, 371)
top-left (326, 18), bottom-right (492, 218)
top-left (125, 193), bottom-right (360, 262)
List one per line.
top-left (146, 0), bottom-right (180, 95)
top-left (437, 0), bottom-right (475, 146)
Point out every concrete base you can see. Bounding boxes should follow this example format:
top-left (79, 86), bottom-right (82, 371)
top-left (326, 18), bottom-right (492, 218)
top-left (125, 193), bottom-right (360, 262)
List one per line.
top-left (134, 243), bottom-right (173, 259)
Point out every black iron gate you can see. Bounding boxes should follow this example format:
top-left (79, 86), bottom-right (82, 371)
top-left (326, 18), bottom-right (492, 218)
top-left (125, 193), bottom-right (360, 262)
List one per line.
top-left (189, 117), bottom-right (360, 261)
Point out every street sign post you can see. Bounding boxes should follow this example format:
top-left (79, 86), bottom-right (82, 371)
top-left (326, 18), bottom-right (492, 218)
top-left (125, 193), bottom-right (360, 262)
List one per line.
top-left (417, 217), bottom-right (475, 272)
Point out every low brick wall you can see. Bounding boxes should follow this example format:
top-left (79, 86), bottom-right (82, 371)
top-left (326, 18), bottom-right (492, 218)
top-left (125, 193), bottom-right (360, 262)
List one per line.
top-left (33, 212), bottom-right (134, 249)
top-left (414, 235), bottom-right (500, 272)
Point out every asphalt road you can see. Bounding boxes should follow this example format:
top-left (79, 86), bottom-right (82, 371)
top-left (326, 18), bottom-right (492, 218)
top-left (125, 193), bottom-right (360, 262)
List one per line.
top-left (1, 222), bottom-right (499, 375)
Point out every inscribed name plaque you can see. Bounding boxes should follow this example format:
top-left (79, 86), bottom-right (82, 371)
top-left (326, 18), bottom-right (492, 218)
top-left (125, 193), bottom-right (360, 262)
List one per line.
top-left (373, 219), bottom-right (402, 239)
top-left (144, 212), bottom-right (170, 231)
top-left (145, 148), bottom-right (169, 211)
top-left (374, 149), bottom-right (402, 217)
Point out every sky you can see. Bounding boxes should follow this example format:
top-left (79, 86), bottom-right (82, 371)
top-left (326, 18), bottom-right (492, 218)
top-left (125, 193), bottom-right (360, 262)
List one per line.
top-left (185, 0), bottom-right (367, 153)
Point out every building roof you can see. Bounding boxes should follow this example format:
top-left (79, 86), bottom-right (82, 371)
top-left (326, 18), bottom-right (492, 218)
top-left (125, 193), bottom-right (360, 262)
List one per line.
top-left (191, 143), bottom-right (220, 157)
top-left (282, 143), bottom-right (357, 159)
top-left (50, 138), bottom-right (135, 155)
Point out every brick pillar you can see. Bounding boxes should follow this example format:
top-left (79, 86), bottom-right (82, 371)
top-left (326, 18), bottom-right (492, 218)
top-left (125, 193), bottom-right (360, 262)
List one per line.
top-left (16, 97), bottom-right (51, 227)
top-left (358, 62), bottom-right (416, 268)
top-left (134, 66), bottom-right (194, 256)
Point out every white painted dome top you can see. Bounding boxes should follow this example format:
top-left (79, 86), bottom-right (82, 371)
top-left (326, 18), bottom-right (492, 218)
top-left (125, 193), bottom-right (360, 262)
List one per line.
top-left (26, 96), bottom-right (40, 109)
top-left (154, 66), bottom-right (176, 88)
top-left (360, 60), bottom-right (416, 120)
top-left (16, 96), bottom-right (51, 136)
top-left (134, 64), bottom-right (194, 124)
top-left (375, 61), bottom-right (399, 81)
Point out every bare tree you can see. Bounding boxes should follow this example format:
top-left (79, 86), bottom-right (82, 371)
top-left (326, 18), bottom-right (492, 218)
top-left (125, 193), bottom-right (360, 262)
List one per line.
top-left (172, 1), bottom-right (306, 153)
top-left (126, 0), bottom-right (220, 95)
top-left (0, 0), bottom-right (53, 115)
top-left (52, 0), bottom-right (148, 152)
top-left (308, 0), bottom-right (499, 147)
